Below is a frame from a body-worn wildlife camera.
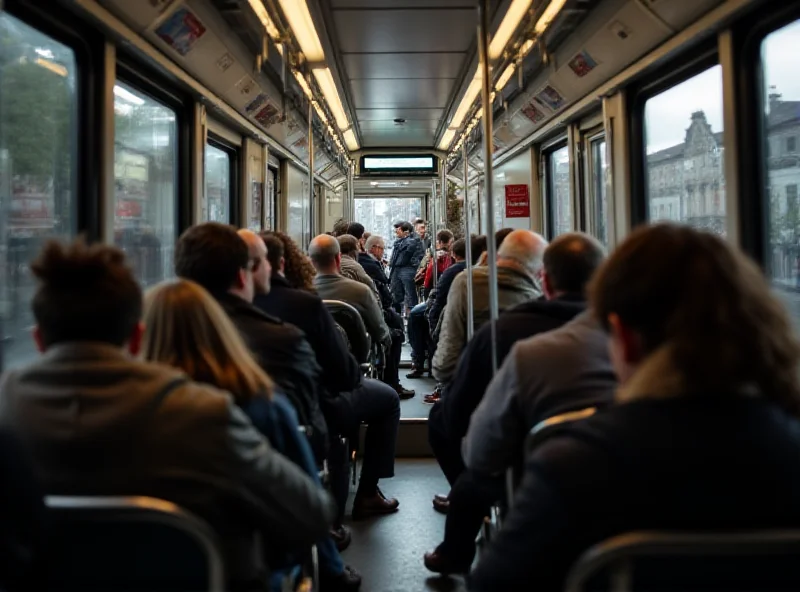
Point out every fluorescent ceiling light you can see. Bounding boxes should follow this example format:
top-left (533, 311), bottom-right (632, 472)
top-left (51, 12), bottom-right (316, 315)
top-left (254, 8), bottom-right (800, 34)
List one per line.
top-left (312, 100), bottom-right (328, 125)
top-left (450, 71), bottom-right (482, 131)
top-left (277, 0), bottom-right (324, 62)
top-left (313, 67), bottom-right (350, 130)
top-left (519, 39), bottom-right (535, 58)
top-left (114, 85), bottom-right (144, 105)
top-left (494, 64), bottom-right (517, 92)
top-left (438, 128), bottom-right (456, 151)
top-left (489, 0), bottom-right (534, 60)
top-left (248, 0), bottom-right (281, 41)
top-left (293, 70), bottom-right (313, 99)
top-left (343, 128), bottom-right (359, 151)
top-left (535, 0), bottom-right (568, 35)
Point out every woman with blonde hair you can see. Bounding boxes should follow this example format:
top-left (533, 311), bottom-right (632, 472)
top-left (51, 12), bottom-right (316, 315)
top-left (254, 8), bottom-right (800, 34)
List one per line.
top-left (142, 279), bottom-right (361, 591)
top-left (469, 223), bottom-right (800, 590)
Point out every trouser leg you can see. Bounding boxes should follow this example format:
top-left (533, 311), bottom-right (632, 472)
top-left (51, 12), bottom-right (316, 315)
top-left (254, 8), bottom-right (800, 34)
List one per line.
top-left (401, 269), bottom-right (419, 309)
top-left (383, 310), bottom-right (405, 386)
top-left (390, 274), bottom-right (405, 314)
top-left (349, 378), bottom-right (400, 491)
top-left (428, 403), bottom-right (466, 486)
top-left (407, 303), bottom-right (428, 368)
top-left (437, 469), bottom-right (505, 565)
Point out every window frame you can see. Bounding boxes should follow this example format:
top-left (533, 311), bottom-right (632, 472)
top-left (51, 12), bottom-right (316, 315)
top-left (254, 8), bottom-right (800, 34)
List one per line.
top-left (205, 133), bottom-right (240, 225)
top-left (542, 138), bottom-right (570, 240)
top-left (628, 42), bottom-right (720, 228)
top-left (584, 127), bottom-right (608, 244)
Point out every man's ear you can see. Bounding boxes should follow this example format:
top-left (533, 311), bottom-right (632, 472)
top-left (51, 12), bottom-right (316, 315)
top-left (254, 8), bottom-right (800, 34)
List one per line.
top-left (32, 326), bottom-right (46, 353)
top-left (608, 313), bottom-right (644, 364)
top-left (235, 267), bottom-right (248, 289)
top-left (128, 321), bottom-right (145, 356)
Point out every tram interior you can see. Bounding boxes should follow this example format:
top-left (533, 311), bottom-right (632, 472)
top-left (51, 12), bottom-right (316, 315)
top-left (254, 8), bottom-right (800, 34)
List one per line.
top-left (3, 0), bottom-right (800, 590)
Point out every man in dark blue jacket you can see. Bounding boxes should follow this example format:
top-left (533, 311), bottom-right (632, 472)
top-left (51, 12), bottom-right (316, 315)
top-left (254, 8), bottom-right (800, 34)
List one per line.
top-left (424, 233), bottom-right (612, 575)
top-left (389, 221), bottom-right (423, 315)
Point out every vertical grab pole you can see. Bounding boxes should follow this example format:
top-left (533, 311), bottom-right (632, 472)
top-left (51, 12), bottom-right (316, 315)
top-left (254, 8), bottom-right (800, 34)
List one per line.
top-left (463, 144), bottom-right (474, 340)
top-left (431, 175), bottom-right (437, 290)
top-left (308, 101), bottom-right (315, 248)
top-left (478, 0), bottom-right (498, 373)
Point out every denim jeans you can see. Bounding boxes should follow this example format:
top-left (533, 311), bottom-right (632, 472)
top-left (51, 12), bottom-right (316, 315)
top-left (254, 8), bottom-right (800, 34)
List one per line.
top-left (390, 266), bottom-right (418, 311)
top-left (407, 302), bottom-right (429, 368)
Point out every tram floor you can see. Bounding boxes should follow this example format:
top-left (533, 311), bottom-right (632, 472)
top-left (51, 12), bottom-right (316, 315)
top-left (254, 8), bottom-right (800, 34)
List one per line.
top-left (342, 458), bottom-right (467, 592)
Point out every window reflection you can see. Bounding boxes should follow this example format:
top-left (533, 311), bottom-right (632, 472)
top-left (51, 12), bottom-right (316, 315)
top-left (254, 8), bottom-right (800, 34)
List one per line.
top-left (763, 19), bottom-right (800, 329)
top-left (645, 65), bottom-right (726, 235)
top-left (0, 14), bottom-right (76, 369)
top-left (114, 82), bottom-right (176, 288)
top-left (354, 198), bottom-right (423, 260)
top-left (204, 143), bottom-right (230, 223)
top-left (549, 145), bottom-right (571, 237)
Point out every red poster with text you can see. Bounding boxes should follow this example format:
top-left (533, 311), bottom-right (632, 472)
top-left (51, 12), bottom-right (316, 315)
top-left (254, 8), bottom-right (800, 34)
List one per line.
top-left (505, 184), bottom-right (530, 218)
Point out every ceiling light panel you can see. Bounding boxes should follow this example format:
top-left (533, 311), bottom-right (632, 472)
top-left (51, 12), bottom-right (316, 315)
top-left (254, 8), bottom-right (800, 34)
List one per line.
top-left (277, 0), bottom-right (324, 62)
top-left (313, 67), bottom-right (351, 131)
top-left (488, 0), bottom-right (533, 60)
top-left (535, 0), bottom-right (568, 35)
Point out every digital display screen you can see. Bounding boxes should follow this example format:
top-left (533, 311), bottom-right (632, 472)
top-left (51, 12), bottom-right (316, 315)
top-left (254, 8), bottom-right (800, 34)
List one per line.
top-left (362, 155), bottom-right (436, 172)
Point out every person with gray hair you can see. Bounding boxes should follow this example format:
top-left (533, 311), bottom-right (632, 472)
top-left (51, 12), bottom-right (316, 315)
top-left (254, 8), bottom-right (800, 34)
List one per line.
top-left (308, 233), bottom-right (405, 520)
top-left (432, 229), bottom-right (547, 385)
top-left (337, 234), bottom-right (381, 300)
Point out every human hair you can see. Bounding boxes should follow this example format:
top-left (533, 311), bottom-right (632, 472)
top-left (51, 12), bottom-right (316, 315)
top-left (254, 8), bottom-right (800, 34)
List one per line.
top-left (332, 219), bottom-right (350, 237)
top-left (337, 234), bottom-right (359, 258)
top-left (31, 238), bottom-right (142, 347)
top-left (496, 227), bottom-right (514, 249)
top-left (394, 221), bottom-right (413, 233)
top-left (347, 222), bottom-right (365, 240)
top-left (471, 235), bottom-right (487, 265)
top-left (175, 223), bottom-right (248, 296)
top-left (143, 279), bottom-right (273, 402)
top-left (260, 232), bottom-right (284, 273)
top-left (309, 234), bottom-right (341, 269)
top-left (543, 232), bottom-right (605, 294)
top-left (452, 238), bottom-right (466, 260)
top-left (590, 223), bottom-right (800, 416)
top-left (365, 234), bottom-right (384, 251)
top-left (260, 230), bottom-right (316, 291)
top-left (437, 229), bottom-right (454, 245)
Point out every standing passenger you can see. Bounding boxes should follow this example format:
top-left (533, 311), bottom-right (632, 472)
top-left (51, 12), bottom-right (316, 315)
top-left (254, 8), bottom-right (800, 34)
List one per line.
top-left (389, 221), bottom-right (423, 316)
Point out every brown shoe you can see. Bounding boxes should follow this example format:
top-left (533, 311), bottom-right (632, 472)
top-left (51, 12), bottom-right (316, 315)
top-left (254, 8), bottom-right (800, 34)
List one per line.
top-left (423, 549), bottom-right (471, 575)
top-left (352, 487), bottom-right (399, 520)
top-left (432, 494), bottom-right (449, 514)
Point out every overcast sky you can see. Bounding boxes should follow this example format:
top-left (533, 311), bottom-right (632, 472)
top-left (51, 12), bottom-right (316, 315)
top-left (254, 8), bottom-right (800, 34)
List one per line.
top-left (644, 19), bottom-right (800, 155)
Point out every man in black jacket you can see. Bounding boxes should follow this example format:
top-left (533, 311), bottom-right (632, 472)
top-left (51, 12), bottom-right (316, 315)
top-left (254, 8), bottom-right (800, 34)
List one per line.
top-left (424, 232), bottom-right (609, 575)
top-left (175, 223), bottom-right (327, 460)
top-left (358, 234), bottom-right (393, 311)
top-left (389, 221), bottom-right (423, 315)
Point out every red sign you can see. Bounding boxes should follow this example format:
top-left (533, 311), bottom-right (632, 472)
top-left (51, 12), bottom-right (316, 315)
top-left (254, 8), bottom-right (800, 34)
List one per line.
top-left (505, 184), bottom-right (530, 218)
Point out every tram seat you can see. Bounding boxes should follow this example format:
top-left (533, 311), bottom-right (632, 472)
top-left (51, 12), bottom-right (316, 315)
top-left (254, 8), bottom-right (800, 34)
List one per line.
top-left (43, 495), bottom-right (225, 591)
top-left (323, 300), bottom-right (371, 367)
top-left (565, 530), bottom-right (800, 592)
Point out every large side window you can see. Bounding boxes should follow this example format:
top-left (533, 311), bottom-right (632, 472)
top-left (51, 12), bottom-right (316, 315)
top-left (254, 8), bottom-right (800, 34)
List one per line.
top-left (113, 82), bottom-right (177, 288)
top-left (589, 135), bottom-right (608, 244)
top-left (762, 19), bottom-right (800, 323)
top-left (0, 13), bottom-right (77, 369)
top-left (644, 65), bottom-right (726, 235)
top-left (545, 144), bottom-right (571, 238)
top-left (204, 140), bottom-right (232, 223)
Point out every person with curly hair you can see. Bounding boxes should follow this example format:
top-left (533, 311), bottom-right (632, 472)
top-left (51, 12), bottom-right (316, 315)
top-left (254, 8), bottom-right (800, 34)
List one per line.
top-left (260, 230), bottom-right (317, 292)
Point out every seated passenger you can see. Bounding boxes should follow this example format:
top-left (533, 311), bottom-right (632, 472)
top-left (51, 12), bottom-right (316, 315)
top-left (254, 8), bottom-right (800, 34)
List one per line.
top-left (142, 279), bottom-right (361, 591)
top-left (346, 222), bottom-right (367, 252)
top-left (358, 235), bottom-right (393, 311)
top-left (308, 235), bottom-right (403, 518)
top-left (424, 233), bottom-right (615, 574)
top-left (468, 223), bottom-right (800, 590)
top-left (426, 236), bottom-right (478, 341)
top-left (340, 233), bottom-right (410, 398)
top-left (0, 427), bottom-right (44, 591)
top-left (0, 239), bottom-right (335, 588)
top-left (175, 223), bottom-right (328, 461)
top-left (433, 229), bottom-right (546, 384)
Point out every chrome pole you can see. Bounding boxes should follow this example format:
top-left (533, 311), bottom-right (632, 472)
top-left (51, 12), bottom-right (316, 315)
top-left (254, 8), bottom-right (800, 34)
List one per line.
top-left (478, 0), bottom-right (498, 373)
top-left (308, 101), bottom-right (315, 246)
top-left (463, 143), bottom-right (474, 340)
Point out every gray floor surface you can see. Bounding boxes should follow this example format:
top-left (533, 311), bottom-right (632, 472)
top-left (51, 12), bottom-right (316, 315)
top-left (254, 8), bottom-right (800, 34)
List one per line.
top-left (342, 459), bottom-right (467, 592)
top-left (398, 343), bottom-right (438, 419)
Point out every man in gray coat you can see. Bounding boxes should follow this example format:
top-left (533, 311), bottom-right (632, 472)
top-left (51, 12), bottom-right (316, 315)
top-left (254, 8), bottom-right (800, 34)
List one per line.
top-left (433, 229), bottom-right (547, 384)
top-left (0, 239), bottom-right (336, 588)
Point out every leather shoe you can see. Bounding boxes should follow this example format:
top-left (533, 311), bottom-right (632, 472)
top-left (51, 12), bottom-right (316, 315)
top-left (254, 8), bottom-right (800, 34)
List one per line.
top-left (352, 487), bottom-right (399, 520)
top-left (321, 564), bottom-right (362, 591)
top-left (406, 367), bottom-right (425, 379)
top-left (394, 384), bottom-right (415, 399)
top-left (432, 494), bottom-right (449, 514)
top-left (423, 550), bottom-right (471, 575)
top-left (330, 524), bottom-right (351, 552)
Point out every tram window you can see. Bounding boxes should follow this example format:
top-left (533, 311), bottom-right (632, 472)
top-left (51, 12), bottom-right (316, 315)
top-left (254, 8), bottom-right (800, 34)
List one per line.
top-left (762, 19), bottom-right (800, 322)
top-left (204, 142), bottom-right (231, 223)
top-left (113, 82), bottom-right (177, 288)
top-left (547, 145), bottom-right (571, 237)
top-left (644, 65), bottom-right (726, 235)
top-left (590, 138), bottom-right (609, 244)
top-left (0, 14), bottom-right (77, 370)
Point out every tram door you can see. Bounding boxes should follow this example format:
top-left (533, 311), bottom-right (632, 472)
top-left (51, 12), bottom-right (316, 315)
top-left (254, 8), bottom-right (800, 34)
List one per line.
top-left (354, 197), bottom-right (423, 263)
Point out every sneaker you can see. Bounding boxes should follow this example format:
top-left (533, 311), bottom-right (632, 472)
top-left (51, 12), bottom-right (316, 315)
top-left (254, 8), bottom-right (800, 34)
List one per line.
top-left (394, 384), bottom-right (415, 399)
top-left (423, 387), bottom-right (441, 404)
top-left (406, 367), bottom-right (425, 379)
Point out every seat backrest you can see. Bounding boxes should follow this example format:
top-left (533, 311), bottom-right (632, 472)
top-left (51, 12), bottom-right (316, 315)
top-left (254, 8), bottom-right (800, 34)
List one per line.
top-left (323, 300), bottom-right (371, 363)
top-left (44, 496), bottom-right (225, 591)
top-left (565, 530), bottom-right (800, 592)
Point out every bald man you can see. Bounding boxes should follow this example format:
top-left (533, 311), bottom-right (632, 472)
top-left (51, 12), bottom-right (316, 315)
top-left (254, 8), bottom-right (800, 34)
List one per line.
top-left (432, 229), bottom-right (547, 385)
